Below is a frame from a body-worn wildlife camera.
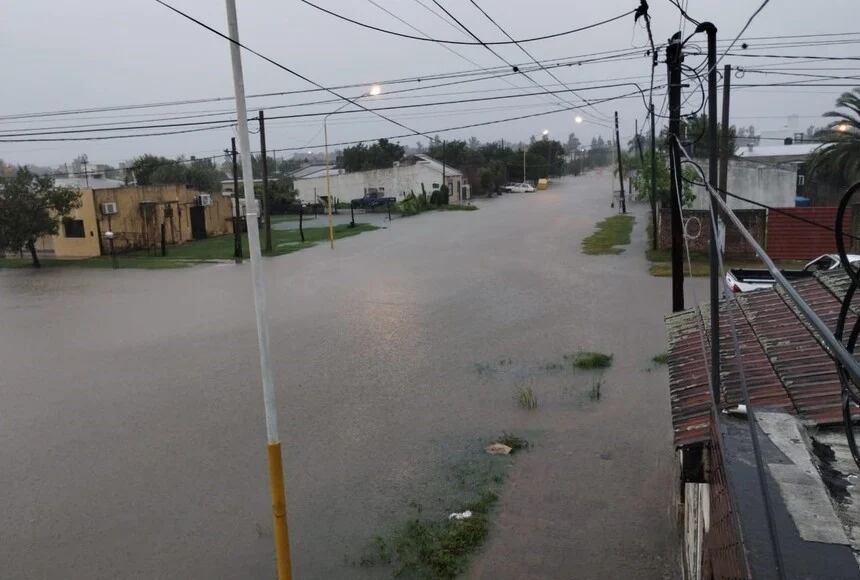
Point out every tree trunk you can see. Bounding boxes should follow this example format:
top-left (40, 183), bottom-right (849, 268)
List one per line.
top-left (27, 240), bottom-right (40, 268)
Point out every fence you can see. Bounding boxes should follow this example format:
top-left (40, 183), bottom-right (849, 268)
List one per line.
top-left (659, 208), bottom-right (767, 258)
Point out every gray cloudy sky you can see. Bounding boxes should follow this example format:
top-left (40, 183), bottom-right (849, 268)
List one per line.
top-left (2, 0), bottom-right (858, 168)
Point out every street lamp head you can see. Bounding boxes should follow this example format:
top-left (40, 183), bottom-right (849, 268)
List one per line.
top-left (574, 115), bottom-right (583, 124)
top-left (542, 129), bottom-right (549, 136)
top-left (368, 84), bottom-right (382, 96)
top-left (836, 123), bottom-right (851, 133)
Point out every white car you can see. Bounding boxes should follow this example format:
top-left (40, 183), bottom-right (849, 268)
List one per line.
top-left (502, 182), bottom-right (535, 193)
top-left (725, 253), bottom-right (860, 293)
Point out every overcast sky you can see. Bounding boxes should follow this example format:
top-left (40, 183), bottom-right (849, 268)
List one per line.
top-left (2, 0), bottom-right (858, 168)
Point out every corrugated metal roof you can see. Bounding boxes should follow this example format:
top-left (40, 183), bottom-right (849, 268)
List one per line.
top-left (666, 272), bottom-right (854, 448)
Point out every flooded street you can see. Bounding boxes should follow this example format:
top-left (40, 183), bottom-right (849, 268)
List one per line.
top-left (1, 172), bottom-right (685, 579)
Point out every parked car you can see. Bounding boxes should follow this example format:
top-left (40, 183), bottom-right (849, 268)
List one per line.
top-left (725, 253), bottom-right (860, 292)
top-left (352, 191), bottom-right (396, 209)
top-left (501, 182), bottom-right (535, 193)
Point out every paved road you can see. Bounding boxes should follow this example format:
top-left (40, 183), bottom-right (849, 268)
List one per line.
top-left (0, 172), bottom-right (686, 579)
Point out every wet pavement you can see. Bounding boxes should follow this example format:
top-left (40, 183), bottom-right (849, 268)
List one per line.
top-left (1, 172), bottom-right (689, 579)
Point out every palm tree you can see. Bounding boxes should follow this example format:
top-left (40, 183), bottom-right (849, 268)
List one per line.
top-left (808, 88), bottom-right (860, 183)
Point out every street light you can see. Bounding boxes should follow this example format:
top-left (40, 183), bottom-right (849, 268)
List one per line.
top-left (542, 130), bottom-right (551, 179)
top-left (324, 84), bottom-right (382, 249)
top-left (574, 115), bottom-right (583, 124)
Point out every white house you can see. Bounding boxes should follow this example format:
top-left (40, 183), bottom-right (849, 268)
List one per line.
top-left (292, 154), bottom-right (469, 205)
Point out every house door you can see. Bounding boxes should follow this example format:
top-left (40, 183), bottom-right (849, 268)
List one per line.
top-left (189, 206), bottom-right (207, 240)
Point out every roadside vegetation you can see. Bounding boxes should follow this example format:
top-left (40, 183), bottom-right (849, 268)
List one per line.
top-left (0, 223), bottom-right (378, 269)
top-left (572, 351), bottom-right (614, 369)
top-left (356, 436), bottom-right (523, 579)
top-left (582, 215), bottom-right (635, 255)
top-left (645, 247), bottom-right (806, 277)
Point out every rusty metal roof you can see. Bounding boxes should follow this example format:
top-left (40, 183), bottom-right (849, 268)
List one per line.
top-left (665, 272), bottom-right (853, 448)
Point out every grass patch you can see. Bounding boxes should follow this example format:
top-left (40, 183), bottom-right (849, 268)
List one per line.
top-left (645, 247), bottom-right (807, 278)
top-left (517, 386), bottom-right (538, 410)
top-left (652, 352), bottom-right (668, 365)
top-left (0, 223), bottom-right (378, 270)
top-left (572, 351), bottom-right (614, 369)
top-left (589, 376), bottom-right (604, 401)
top-left (495, 432), bottom-right (530, 452)
top-left (582, 215), bottom-right (635, 255)
top-left (357, 440), bottom-right (514, 579)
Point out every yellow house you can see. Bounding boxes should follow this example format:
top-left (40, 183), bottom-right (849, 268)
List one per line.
top-left (33, 188), bottom-right (101, 258)
top-left (35, 184), bottom-right (234, 258)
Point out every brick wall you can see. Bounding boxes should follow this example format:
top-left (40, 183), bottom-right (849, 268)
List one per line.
top-left (766, 207), bottom-right (853, 260)
top-left (659, 208), bottom-right (766, 258)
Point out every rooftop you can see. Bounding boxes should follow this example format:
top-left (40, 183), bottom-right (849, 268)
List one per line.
top-left (736, 142), bottom-right (820, 159)
top-left (55, 175), bottom-right (126, 190)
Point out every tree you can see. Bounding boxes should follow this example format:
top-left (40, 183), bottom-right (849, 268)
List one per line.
top-left (527, 139), bottom-right (565, 179)
top-left (567, 132), bottom-right (581, 154)
top-left (130, 155), bottom-right (223, 192)
top-left (0, 169), bottom-right (81, 267)
top-left (808, 88), bottom-right (860, 183)
top-left (341, 139), bottom-right (405, 172)
top-left (131, 154), bottom-right (172, 185)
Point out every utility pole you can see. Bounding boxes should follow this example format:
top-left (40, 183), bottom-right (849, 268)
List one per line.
top-left (224, 2), bottom-right (292, 579)
top-left (231, 137), bottom-right (243, 263)
top-left (614, 111), bottom-right (626, 214)
top-left (259, 110), bottom-right (272, 253)
top-left (719, 64), bottom-right (732, 192)
top-left (441, 140), bottom-right (447, 194)
top-left (650, 104), bottom-right (658, 250)
top-left (635, 120), bottom-right (645, 164)
top-left (667, 32), bottom-right (685, 312)
top-left (702, 22), bottom-right (721, 404)
top-left (523, 147), bottom-right (527, 183)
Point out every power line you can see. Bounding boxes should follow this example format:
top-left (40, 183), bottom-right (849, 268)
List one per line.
top-left (296, 0), bottom-right (635, 46)
top-left (0, 81), bottom-right (664, 139)
top-left (465, 0), bottom-right (613, 122)
top-left (152, 0), bottom-right (430, 140)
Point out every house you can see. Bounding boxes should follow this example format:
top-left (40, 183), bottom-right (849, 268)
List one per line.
top-left (665, 271), bottom-right (860, 579)
top-left (291, 154), bottom-right (470, 205)
top-left (34, 184), bottom-right (234, 258)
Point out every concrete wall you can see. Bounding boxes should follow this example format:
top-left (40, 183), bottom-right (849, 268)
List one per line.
top-left (659, 208), bottom-right (767, 258)
top-left (35, 189), bottom-right (101, 257)
top-left (688, 159), bottom-right (797, 211)
top-left (294, 162), bottom-right (467, 205)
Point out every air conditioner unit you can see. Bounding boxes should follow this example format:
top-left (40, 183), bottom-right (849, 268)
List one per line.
top-left (101, 202), bottom-right (118, 215)
top-left (197, 193), bottom-right (212, 207)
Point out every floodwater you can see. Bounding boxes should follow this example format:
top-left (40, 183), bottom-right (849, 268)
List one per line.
top-left (1, 172), bottom-right (689, 579)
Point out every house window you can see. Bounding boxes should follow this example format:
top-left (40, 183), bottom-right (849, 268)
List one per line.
top-left (797, 174), bottom-right (805, 186)
top-left (432, 183), bottom-right (440, 190)
top-left (63, 218), bottom-right (85, 238)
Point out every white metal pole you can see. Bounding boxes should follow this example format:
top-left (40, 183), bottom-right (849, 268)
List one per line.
top-left (224, 2), bottom-right (291, 578)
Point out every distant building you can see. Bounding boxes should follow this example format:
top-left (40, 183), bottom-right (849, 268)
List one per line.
top-left (292, 154), bottom-right (469, 205)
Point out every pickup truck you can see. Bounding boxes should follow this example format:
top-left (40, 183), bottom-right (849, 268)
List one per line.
top-left (351, 191), bottom-right (396, 209)
top-left (725, 253), bottom-right (860, 293)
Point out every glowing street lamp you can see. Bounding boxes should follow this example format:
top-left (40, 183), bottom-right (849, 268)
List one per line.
top-left (574, 115), bottom-right (583, 124)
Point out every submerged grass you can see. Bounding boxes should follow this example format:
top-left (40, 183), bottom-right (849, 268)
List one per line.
top-left (495, 432), bottom-right (530, 452)
top-left (517, 386), bottom-right (538, 410)
top-left (581, 215), bottom-right (634, 255)
top-left (652, 352), bottom-right (668, 365)
top-left (357, 439), bottom-right (515, 579)
top-left (572, 351), bottom-right (614, 369)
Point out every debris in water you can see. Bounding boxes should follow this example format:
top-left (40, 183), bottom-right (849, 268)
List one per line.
top-left (448, 510), bottom-right (473, 521)
top-left (485, 443), bottom-right (513, 455)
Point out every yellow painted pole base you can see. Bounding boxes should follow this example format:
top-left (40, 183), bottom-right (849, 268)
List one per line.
top-left (267, 442), bottom-right (293, 580)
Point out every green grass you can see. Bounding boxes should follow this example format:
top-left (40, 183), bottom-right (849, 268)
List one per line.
top-left (652, 352), bottom-right (668, 365)
top-left (572, 351), bottom-right (614, 369)
top-left (357, 439), bottom-right (515, 579)
top-left (517, 386), bottom-right (538, 409)
top-left (645, 247), bottom-right (807, 278)
top-left (269, 214), bottom-right (301, 223)
top-left (582, 215), bottom-right (635, 255)
top-left (0, 223), bottom-right (379, 270)
top-left (495, 432), bottom-right (530, 452)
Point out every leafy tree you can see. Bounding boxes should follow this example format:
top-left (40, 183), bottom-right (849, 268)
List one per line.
top-left (808, 88), bottom-right (860, 183)
top-left (130, 155), bottom-right (222, 192)
top-left (341, 139), bottom-right (405, 172)
top-left (527, 138), bottom-right (566, 179)
top-left (567, 132), bottom-right (581, 154)
top-left (0, 168), bottom-right (81, 267)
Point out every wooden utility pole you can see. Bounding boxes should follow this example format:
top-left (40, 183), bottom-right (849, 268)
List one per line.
top-left (667, 33), bottom-right (684, 312)
top-left (614, 111), bottom-right (626, 213)
top-left (259, 110), bottom-right (272, 253)
top-left (719, 64), bottom-right (732, 192)
top-left (231, 137), bottom-right (243, 263)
